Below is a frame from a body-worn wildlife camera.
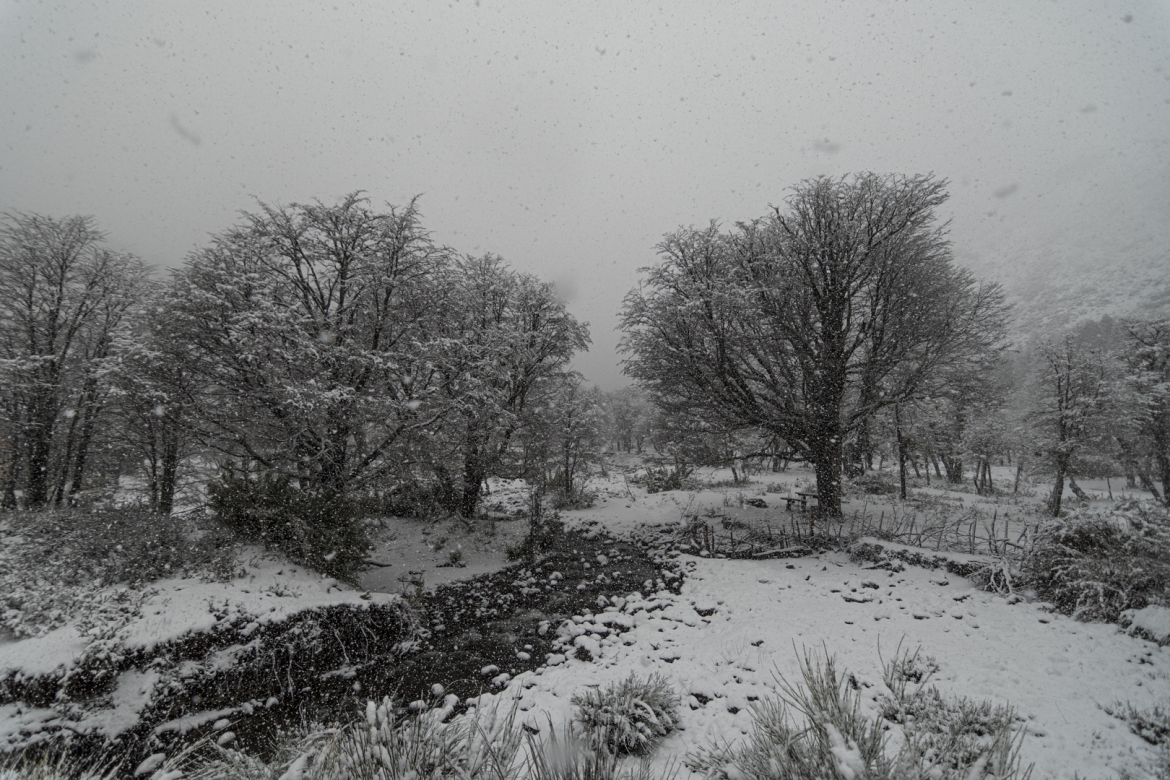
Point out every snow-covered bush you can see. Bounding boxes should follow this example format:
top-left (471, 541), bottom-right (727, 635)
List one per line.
top-left (572, 673), bottom-right (679, 755)
top-left (880, 649), bottom-right (1024, 777)
top-left (523, 724), bottom-right (653, 780)
top-left (0, 749), bottom-right (120, 780)
top-left (157, 695), bottom-right (523, 780)
top-left (549, 486), bottom-right (597, 511)
top-left (0, 507), bottom-right (237, 637)
top-left (638, 465), bottom-right (692, 495)
top-left (506, 508), bottom-right (565, 562)
top-left (1023, 501), bottom-right (1170, 623)
top-left (1105, 699), bottom-right (1170, 747)
top-left (208, 469), bottom-right (370, 582)
top-left (848, 472), bottom-right (899, 496)
top-left (687, 649), bottom-right (1032, 780)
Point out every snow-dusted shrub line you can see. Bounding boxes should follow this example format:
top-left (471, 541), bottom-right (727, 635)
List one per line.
top-left (1022, 501), bottom-right (1170, 624)
top-left (849, 540), bottom-right (992, 579)
top-left (0, 506), bottom-right (241, 639)
top-left (17, 695), bottom-right (678, 780)
top-left (1105, 699), bottom-right (1170, 747)
top-left (208, 470), bottom-right (371, 583)
top-left (1, 600), bottom-right (413, 707)
top-left (571, 673), bottom-right (679, 755)
top-left (634, 465), bottom-right (694, 495)
top-left (0, 748), bottom-right (120, 780)
top-left (0, 600), bottom-right (416, 764)
top-left (686, 647), bottom-right (1034, 780)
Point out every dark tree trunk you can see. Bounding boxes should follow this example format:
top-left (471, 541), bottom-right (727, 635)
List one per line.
top-left (1155, 438), bottom-right (1170, 507)
top-left (433, 464), bottom-right (460, 512)
top-left (2, 438), bottom-right (21, 509)
top-left (67, 394), bottom-right (102, 504)
top-left (850, 417), bottom-right (873, 476)
top-left (895, 405), bottom-right (908, 500)
top-left (24, 417), bottom-right (55, 509)
top-left (811, 448), bottom-right (842, 526)
top-left (459, 427), bottom-right (490, 519)
top-left (1048, 457), bottom-right (1067, 516)
top-left (53, 409), bottom-right (81, 506)
top-left (942, 455), bottom-right (964, 484)
top-left (563, 437), bottom-right (580, 499)
top-left (809, 409), bottom-right (844, 526)
top-left (146, 431), bottom-right (161, 513)
top-left (158, 416), bottom-right (181, 516)
top-left (459, 467), bottom-right (484, 519)
top-left (972, 457), bottom-right (992, 495)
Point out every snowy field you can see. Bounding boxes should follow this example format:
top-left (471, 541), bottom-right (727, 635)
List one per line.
top-left (463, 469), bottom-right (1169, 779)
top-left (1, 464), bottom-right (1167, 778)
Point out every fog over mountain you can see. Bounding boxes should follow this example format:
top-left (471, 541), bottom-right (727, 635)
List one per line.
top-left (2, 0), bottom-right (1168, 386)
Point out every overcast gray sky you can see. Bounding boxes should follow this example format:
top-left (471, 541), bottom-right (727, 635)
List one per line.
top-left (2, 0), bottom-right (1168, 387)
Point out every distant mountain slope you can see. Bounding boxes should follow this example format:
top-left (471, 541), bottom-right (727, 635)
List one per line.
top-left (1002, 234), bottom-right (1170, 337)
top-left (957, 190), bottom-right (1170, 340)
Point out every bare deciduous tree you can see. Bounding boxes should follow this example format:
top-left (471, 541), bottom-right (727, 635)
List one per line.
top-left (168, 193), bottom-right (449, 497)
top-left (621, 174), bottom-right (1007, 519)
top-left (1030, 337), bottom-right (1112, 516)
top-left (0, 213), bottom-right (146, 508)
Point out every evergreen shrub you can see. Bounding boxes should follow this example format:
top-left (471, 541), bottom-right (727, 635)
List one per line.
top-left (207, 469), bottom-right (370, 582)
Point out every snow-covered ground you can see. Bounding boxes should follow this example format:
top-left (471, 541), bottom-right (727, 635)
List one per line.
top-left (0, 554), bottom-right (403, 751)
top-left (1, 463), bottom-right (1167, 777)
top-left (477, 550), bottom-right (1166, 779)
top-left (446, 467), bottom-right (1169, 779)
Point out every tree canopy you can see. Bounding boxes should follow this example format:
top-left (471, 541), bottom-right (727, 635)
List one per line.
top-left (620, 173), bottom-right (1008, 516)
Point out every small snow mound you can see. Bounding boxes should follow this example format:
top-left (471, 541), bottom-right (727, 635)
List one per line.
top-left (825, 723), bottom-right (866, 779)
top-left (277, 752), bottom-right (312, 780)
top-left (1121, 605), bottom-right (1170, 645)
top-left (574, 634), bottom-right (601, 660)
top-left (134, 753), bottom-right (166, 776)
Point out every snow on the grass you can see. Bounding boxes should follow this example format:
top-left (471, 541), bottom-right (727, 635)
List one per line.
top-left (0, 551), bottom-right (403, 744)
top-left (1122, 605), bottom-right (1170, 645)
top-left (277, 753), bottom-right (311, 780)
top-left (0, 703), bottom-right (60, 749)
top-left (825, 723), bottom-right (866, 780)
top-left (133, 752), bottom-right (165, 776)
top-left (80, 669), bottom-right (160, 738)
top-left (852, 536), bottom-right (994, 568)
top-left (153, 706), bottom-right (241, 736)
top-left (480, 550), bottom-right (1168, 779)
top-left (0, 551), bottom-right (400, 678)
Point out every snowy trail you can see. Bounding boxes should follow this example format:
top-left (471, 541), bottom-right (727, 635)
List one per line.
top-left (494, 552), bottom-right (1168, 780)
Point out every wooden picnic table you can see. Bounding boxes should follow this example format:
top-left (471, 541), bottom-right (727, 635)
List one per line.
top-left (782, 491), bottom-right (819, 511)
